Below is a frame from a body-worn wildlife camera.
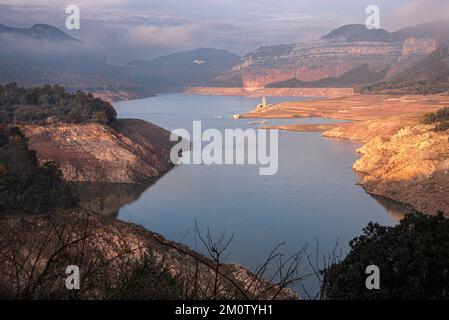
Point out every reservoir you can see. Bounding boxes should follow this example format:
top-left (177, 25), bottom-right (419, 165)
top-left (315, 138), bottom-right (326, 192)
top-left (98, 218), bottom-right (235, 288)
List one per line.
top-left (112, 94), bottom-right (407, 296)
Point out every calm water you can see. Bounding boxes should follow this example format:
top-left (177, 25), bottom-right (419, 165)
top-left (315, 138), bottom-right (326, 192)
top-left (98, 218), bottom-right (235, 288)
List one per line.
top-left (112, 94), bottom-right (407, 296)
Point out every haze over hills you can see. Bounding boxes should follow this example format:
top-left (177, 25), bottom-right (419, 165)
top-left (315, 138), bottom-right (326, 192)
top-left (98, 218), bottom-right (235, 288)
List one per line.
top-left (210, 20), bottom-right (449, 90)
top-left (0, 23), bottom-right (80, 42)
top-left (393, 20), bottom-right (449, 44)
top-left (361, 44), bottom-right (449, 94)
top-left (0, 24), bottom-right (241, 96)
top-left (123, 48), bottom-right (241, 89)
top-left (322, 24), bottom-right (397, 42)
top-left (1, 20), bottom-right (449, 97)
top-left (0, 23), bottom-right (142, 95)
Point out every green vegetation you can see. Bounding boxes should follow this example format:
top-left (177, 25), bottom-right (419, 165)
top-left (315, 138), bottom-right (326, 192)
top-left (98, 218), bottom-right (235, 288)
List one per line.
top-left (422, 107), bottom-right (449, 131)
top-left (0, 126), bottom-right (78, 214)
top-left (106, 252), bottom-right (183, 300)
top-left (324, 213), bottom-right (449, 299)
top-left (0, 83), bottom-right (117, 125)
top-left (359, 80), bottom-right (449, 95)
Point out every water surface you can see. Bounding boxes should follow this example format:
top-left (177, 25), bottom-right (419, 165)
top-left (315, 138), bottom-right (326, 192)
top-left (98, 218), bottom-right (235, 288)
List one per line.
top-left (112, 94), bottom-right (407, 295)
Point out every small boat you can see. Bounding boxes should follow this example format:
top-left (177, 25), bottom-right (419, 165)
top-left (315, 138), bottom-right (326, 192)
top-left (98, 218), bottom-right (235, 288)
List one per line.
top-left (248, 120), bottom-right (269, 125)
top-left (214, 115), bottom-right (222, 119)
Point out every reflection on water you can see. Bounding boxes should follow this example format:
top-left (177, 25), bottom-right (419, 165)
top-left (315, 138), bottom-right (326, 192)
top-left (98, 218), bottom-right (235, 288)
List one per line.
top-left (75, 181), bottom-right (157, 217)
top-left (371, 195), bottom-right (414, 222)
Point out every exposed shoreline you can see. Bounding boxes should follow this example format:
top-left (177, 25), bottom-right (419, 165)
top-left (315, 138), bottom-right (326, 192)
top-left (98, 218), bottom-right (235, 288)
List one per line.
top-left (184, 86), bottom-right (354, 97)
top-left (20, 118), bottom-right (176, 184)
top-left (241, 94), bottom-right (449, 216)
top-left (93, 86), bottom-right (354, 103)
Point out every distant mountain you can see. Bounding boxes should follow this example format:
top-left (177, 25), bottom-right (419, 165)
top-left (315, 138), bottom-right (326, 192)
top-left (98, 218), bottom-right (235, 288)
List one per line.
top-left (2, 20), bottom-right (448, 96)
top-left (361, 44), bottom-right (449, 94)
top-left (0, 23), bottom-right (79, 42)
top-left (393, 19), bottom-right (449, 43)
top-left (124, 48), bottom-right (240, 88)
top-left (322, 24), bottom-right (397, 42)
top-left (211, 21), bottom-right (445, 89)
top-left (267, 64), bottom-right (388, 88)
top-left (0, 24), bottom-right (241, 96)
top-left (0, 23), bottom-right (145, 94)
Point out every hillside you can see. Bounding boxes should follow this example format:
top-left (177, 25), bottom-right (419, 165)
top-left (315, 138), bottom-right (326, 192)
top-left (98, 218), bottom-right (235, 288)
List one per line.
top-left (267, 64), bottom-right (387, 88)
top-left (361, 44), bottom-right (449, 94)
top-left (0, 23), bottom-right (80, 42)
top-left (0, 25), bottom-right (241, 97)
top-left (322, 24), bottom-right (397, 42)
top-left (0, 210), bottom-right (298, 299)
top-left (210, 22), bottom-right (443, 90)
top-left (393, 19), bottom-right (449, 42)
top-left (0, 24), bottom-right (147, 96)
top-left (0, 84), bottom-right (176, 184)
top-left (124, 48), bottom-right (240, 88)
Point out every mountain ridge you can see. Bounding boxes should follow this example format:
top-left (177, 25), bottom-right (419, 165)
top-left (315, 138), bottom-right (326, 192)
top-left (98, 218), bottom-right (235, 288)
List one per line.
top-left (0, 23), bottom-right (79, 42)
top-left (361, 44), bottom-right (449, 94)
top-left (210, 20), bottom-right (445, 90)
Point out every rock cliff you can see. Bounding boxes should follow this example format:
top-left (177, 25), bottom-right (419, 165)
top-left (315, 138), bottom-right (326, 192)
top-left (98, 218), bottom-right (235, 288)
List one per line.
top-left (212, 34), bottom-right (435, 89)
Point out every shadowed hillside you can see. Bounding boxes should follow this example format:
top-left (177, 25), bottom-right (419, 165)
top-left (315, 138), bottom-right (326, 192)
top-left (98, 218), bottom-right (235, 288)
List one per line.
top-left (361, 44), bottom-right (449, 94)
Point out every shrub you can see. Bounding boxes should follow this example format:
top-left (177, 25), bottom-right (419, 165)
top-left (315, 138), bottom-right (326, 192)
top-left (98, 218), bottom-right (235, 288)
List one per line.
top-left (0, 127), bottom-right (78, 214)
top-left (323, 213), bottom-right (449, 300)
top-left (106, 252), bottom-right (183, 300)
top-left (0, 83), bottom-right (117, 125)
top-left (422, 107), bottom-right (449, 131)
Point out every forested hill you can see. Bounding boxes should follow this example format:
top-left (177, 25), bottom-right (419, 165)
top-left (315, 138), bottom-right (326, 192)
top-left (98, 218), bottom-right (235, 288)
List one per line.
top-left (0, 83), bottom-right (117, 125)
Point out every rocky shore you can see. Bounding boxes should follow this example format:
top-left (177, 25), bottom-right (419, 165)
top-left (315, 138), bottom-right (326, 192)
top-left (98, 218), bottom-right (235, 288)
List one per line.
top-left (20, 118), bottom-right (175, 184)
top-left (0, 210), bottom-right (298, 299)
top-left (243, 94), bottom-right (449, 215)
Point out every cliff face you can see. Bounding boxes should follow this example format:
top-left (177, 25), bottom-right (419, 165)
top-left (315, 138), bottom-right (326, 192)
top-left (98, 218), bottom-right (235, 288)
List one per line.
top-left (212, 37), bottom-right (435, 89)
top-left (20, 119), bottom-right (175, 184)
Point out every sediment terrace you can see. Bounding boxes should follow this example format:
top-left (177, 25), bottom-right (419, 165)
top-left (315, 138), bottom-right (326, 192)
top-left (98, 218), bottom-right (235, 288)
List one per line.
top-left (20, 119), bottom-right (175, 184)
top-left (184, 87), bottom-right (353, 97)
top-left (242, 94), bottom-right (449, 215)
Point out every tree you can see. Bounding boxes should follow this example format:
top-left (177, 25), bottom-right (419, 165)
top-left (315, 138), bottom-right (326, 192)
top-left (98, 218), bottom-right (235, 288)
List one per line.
top-left (323, 213), bottom-right (449, 300)
top-left (0, 127), bottom-right (78, 214)
top-left (0, 83), bottom-right (117, 125)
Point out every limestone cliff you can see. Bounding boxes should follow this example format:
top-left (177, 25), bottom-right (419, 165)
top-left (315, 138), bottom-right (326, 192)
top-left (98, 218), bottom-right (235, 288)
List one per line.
top-left (212, 36), bottom-right (435, 89)
top-left (20, 118), bottom-right (175, 184)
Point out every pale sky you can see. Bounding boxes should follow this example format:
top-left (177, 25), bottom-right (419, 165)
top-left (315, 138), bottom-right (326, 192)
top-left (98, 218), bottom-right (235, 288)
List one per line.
top-left (1, 0), bottom-right (448, 64)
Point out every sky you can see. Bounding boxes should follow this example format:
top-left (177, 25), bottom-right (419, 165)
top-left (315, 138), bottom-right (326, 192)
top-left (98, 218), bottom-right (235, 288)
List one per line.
top-left (0, 0), bottom-right (448, 64)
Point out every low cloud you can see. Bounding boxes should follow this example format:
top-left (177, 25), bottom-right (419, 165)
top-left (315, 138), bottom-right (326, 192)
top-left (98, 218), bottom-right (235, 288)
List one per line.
top-left (388, 0), bottom-right (449, 29)
top-left (127, 24), bottom-right (199, 48)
